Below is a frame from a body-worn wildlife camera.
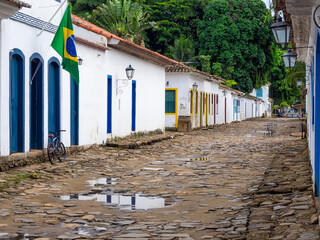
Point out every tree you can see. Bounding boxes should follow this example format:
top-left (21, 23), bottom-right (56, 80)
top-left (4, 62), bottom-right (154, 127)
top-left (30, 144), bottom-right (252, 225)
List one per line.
top-left (69, 0), bottom-right (105, 18)
top-left (165, 36), bottom-right (195, 62)
top-left (197, 0), bottom-right (274, 93)
top-left (87, 0), bottom-right (155, 45)
top-left (143, 0), bottom-right (206, 54)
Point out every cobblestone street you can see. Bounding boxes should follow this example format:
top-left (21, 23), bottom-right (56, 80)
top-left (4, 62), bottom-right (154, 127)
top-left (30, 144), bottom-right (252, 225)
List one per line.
top-left (0, 118), bottom-right (318, 240)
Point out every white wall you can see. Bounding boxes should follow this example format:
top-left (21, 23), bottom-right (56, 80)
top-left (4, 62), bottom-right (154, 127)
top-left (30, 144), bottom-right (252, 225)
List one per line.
top-left (0, 3), bottom-right (167, 156)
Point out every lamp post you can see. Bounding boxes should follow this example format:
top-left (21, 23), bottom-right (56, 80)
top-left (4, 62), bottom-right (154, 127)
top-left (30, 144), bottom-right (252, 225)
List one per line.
top-left (192, 82), bottom-right (198, 129)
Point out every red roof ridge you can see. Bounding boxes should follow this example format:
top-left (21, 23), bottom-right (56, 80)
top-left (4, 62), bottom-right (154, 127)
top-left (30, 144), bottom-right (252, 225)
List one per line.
top-left (71, 14), bottom-right (180, 66)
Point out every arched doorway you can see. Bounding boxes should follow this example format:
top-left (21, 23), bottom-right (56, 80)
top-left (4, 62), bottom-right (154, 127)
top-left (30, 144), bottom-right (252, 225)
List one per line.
top-left (30, 54), bottom-right (44, 150)
top-left (48, 58), bottom-right (60, 136)
top-left (9, 49), bottom-right (25, 153)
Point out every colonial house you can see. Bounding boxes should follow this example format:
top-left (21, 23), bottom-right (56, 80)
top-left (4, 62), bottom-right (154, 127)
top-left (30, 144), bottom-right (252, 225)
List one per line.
top-left (164, 65), bottom-right (265, 131)
top-left (276, 0), bottom-right (320, 196)
top-left (0, 0), bottom-right (178, 156)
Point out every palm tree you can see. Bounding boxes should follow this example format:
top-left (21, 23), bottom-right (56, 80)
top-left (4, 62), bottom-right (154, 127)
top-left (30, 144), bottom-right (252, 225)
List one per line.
top-left (88, 0), bottom-right (155, 45)
top-left (165, 36), bottom-right (195, 63)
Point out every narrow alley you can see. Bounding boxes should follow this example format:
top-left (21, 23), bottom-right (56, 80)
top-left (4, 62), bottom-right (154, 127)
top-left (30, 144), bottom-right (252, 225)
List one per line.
top-left (0, 118), bottom-right (318, 240)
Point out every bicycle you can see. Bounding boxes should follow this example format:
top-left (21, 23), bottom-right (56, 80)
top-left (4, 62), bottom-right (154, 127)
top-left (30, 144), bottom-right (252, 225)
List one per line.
top-left (47, 130), bottom-right (66, 164)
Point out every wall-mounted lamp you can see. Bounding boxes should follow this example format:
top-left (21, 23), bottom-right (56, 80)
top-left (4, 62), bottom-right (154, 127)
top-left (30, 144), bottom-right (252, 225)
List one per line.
top-left (282, 49), bottom-right (297, 69)
top-left (296, 78), bottom-right (302, 87)
top-left (125, 64), bottom-right (135, 81)
top-left (192, 82), bottom-right (198, 92)
top-left (117, 64), bottom-right (135, 95)
top-left (270, 14), bottom-right (290, 49)
top-left (78, 56), bottom-right (83, 65)
top-left (166, 81), bottom-right (169, 86)
top-left (222, 90), bottom-right (227, 96)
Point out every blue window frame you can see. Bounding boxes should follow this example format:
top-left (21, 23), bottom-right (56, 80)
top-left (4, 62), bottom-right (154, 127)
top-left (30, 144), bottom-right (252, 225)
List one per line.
top-left (256, 88), bottom-right (263, 98)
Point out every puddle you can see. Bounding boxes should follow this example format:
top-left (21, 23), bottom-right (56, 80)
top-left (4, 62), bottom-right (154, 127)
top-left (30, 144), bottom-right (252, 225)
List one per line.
top-left (87, 178), bottom-right (117, 187)
top-left (0, 233), bottom-right (8, 237)
top-left (60, 177), bottom-right (168, 210)
top-left (141, 167), bottom-right (165, 171)
top-left (60, 193), bottom-right (166, 210)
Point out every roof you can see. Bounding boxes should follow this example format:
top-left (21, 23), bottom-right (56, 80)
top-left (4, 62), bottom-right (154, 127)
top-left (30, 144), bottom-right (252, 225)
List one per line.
top-left (2, 0), bottom-right (31, 8)
top-left (166, 65), bottom-right (225, 82)
top-left (71, 14), bottom-right (180, 67)
top-left (218, 84), bottom-right (264, 101)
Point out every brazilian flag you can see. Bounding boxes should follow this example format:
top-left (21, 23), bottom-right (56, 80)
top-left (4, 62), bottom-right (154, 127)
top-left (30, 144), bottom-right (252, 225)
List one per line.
top-left (51, 5), bottom-right (79, 83)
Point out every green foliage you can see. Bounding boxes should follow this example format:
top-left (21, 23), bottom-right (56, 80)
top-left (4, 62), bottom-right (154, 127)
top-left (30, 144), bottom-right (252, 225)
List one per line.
top-left (87, 0), bottom-right (155, 44)
top-left (211, 62), bottom-right (222, 76)
top-left (165, 36), bottom-right (195, 62)
top-left (280, 101), bottom-right (290, 108)
top-left (69, 0), bottom-right (105, 17)
top-left (269, 42), bottom-right (305, 106)
top-left (197, 0), bottom-right (273, 93)
top-left (143, 0), bottom-right (206, 54)
top-left (223, 79), bottom-right (237, 88)
top-left (195, 55), bottom-right (211, 73)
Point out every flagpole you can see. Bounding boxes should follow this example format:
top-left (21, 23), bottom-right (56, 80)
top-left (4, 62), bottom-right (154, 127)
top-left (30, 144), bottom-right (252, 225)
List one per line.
top-left (37, 0), bottom-right (68, 36)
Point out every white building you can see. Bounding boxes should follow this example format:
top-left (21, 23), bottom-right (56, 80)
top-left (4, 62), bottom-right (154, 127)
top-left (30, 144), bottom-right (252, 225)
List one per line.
top-left (164, 65), bottom-right (264, 131)
top-left (0, 0), bottom-right (177, 156)
top-left (250, 84), bottom-right (272, 117)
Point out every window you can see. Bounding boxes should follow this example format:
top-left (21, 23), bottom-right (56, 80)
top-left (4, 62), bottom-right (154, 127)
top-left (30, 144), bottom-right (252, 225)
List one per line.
top-left (216, 94), bottom-right (219, 114)
top-left (256, 88), bottom-right (263, 98)
top-left (190, 90), bottom-right (193, 114)
top-left (165, 90), bottom-right (176, 113)
top-left (196, 91), bottom-right (199, 114)
top-left (208, 94), bottom-right (210, 115)
top-left (203, 93), bottom-right (205, 114)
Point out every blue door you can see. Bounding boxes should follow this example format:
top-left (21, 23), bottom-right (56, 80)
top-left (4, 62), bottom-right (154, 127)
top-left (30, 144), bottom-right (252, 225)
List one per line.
top-left (10, 50), bottom-right (25, 153)
top-left (30, 56), bottom-right (43, 149)
top-left (107, 75), bottom-right (112, 133)
top-left (131, 80), bottom-right (136, 131)
top-left (48, 59), bottom-right (60, 136)
top-left (70, 78), bottom-right (79, 145)
top-left (314, 32), bottom-right (320, 195)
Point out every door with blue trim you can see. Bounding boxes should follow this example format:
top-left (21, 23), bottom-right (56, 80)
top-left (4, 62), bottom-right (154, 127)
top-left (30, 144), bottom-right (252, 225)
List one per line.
top-left (131, 80), bottom-right (136, 131)
top-left (30, 57), bottom-right (43, 149)
top-left (48, 60), bottom-right (60, 136)
top-left (314, 32), bottom-right (320, 195)
top-left (10, 52), bottom-right (25, 153)
top-left (107, 75), bottom-right (112, 133)
top-left (70, 78), bottom-right (79, 145)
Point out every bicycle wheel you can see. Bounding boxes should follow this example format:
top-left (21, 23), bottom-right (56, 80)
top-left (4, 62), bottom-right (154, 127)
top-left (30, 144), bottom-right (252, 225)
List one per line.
top-left (47, 142), bottom-right (56, 164)
top-left (57, 142), bottom-right (66, 162)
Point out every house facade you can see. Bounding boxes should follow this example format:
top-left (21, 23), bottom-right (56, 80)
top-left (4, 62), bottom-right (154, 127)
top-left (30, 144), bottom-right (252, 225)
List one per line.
top-left (164, 66), bottom-right (265, 130)
top-left (279, 0), bottom-right (320, 196)
top-left (0, 0), bottom-right (177, 156)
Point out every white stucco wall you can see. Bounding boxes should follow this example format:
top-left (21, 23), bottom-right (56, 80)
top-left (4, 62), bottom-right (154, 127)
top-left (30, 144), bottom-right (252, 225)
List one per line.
top-left (165, 72), bottom-right (224, 129)
top-left (0, 1), bottom-right (167, 156)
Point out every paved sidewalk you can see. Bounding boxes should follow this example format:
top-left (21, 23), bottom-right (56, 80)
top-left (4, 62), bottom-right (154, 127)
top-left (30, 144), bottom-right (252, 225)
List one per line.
top-left (0, 118), bottom-right (318, 239)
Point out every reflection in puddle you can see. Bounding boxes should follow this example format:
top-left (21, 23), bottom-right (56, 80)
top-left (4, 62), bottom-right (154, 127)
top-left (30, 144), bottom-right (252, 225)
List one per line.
top-left (60, 178), bottom-right (166, 210)
top-left (60, 193), bottom-right (165, 210)
top-left (87, 178), bottom-right (117, 187)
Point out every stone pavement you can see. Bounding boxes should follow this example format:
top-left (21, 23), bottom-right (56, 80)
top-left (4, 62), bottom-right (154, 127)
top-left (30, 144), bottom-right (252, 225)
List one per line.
top-left (0, 118), bottom-right (318, 239)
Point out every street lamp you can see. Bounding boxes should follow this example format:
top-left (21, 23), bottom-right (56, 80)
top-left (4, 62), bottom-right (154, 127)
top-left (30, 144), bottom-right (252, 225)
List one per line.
top-left (270, 15), bottom-right (290, 49)
top-left (192, 82), bottom-right (198, 130)
top-left (125, 65), bottom-right (135, 81)
top-left (193, 82), bottom-right (198, 92)
top-left (282, 49), bottom-right (297, 69)
top-left (117, 65), bottom-right (135, 95)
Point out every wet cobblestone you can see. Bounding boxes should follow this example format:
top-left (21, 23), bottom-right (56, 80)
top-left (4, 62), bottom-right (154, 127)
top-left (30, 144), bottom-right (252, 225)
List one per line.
top-left (0, 118), bottom-right (318, 239)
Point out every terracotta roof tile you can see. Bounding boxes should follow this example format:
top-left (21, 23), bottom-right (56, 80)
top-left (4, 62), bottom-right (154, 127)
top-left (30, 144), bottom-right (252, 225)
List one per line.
top-left (4, 0), bottom-right (31, 8)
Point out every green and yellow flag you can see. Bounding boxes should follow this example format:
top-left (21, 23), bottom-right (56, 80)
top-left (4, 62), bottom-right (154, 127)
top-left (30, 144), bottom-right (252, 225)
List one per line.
top-left (51, 5), bottom-right (79, 83)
